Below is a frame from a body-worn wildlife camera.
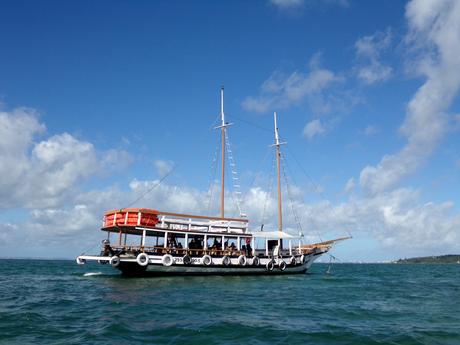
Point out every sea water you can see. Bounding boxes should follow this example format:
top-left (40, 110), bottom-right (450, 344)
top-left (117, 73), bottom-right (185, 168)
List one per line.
top-left (0, 259), bottom-right (459, 345)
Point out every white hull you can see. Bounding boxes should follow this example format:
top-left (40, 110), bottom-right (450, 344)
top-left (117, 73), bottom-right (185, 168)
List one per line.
top-left (77, 251), bottom-right (326, 276)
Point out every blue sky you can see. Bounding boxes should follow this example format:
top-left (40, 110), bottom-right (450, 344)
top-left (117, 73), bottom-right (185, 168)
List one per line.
top-left (0, 0), bottom-right (459, 261)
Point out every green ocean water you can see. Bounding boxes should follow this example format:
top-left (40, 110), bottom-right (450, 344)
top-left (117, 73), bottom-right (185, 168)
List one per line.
top-left (0, 259), bottom-right (459, 345)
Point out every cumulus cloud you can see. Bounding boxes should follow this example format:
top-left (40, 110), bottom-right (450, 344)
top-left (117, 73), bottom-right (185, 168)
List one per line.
top-left (303, 119), bottom-right (326, 139)
top-left (2, 170), bottom-right (458, 259)
top-left (242, 54), bottom-right (343, 114)
top-left (154, 159), bottom-right (174, 176)
top-left (344, 178), bottom-right (355, 194)
top-left (354, 28), bottom-right (393, 84)
top-left (360, 0), bottom-right (460, 194)
top-left (0, 106), bottom-right (132, 209)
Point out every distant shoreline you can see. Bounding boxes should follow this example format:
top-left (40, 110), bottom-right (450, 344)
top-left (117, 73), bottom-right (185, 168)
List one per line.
top-left (394, 254), bottom-right (460, 264)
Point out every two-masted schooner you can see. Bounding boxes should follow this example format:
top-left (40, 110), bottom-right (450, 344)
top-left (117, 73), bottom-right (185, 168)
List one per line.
top-left (76, 88), bottom-right (349, 276)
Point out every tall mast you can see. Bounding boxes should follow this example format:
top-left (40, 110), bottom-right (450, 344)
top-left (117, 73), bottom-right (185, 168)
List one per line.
top-left (214, 87), bottom-right (232, 219)
top-left (220, 87), bottom-right (225, 218)
top-left (273, 112), bottom-right (285, 232)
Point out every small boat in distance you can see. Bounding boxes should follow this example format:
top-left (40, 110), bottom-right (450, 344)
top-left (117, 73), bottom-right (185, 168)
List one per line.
top-left (76, 88), bottom-right (350, 276)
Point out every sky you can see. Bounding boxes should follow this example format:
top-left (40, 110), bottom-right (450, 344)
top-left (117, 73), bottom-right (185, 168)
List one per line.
top-left (0, 0), bottom-right (459, 262)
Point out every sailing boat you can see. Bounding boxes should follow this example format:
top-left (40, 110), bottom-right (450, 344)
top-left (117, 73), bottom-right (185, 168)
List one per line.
top-left (76, 88), bottom-right (349, 276)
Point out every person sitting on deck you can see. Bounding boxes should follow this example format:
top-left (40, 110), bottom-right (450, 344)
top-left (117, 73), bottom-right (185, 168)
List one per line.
top-left (101, 239), bottom-right (114, 256)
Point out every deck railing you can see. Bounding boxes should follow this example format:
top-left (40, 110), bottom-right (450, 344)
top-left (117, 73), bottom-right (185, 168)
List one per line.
top-left (110, 245), bottom-right (248, 257)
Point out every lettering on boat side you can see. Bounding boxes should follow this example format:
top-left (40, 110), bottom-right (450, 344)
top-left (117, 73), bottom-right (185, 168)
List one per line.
top-left (173, 258), bottom-right (201, 264)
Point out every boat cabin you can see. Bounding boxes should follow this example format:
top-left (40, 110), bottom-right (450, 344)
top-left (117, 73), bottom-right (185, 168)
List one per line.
top-left (100, 208), bottom-right (302, 259)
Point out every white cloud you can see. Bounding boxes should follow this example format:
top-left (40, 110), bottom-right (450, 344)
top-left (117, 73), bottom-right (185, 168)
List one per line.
top-left (344, 178), bottom-right (355, 193)
top-left (102, 149), bottom-right (134, 171)
top-left (1, 171), bottom-right (458, 259)
top-left (355, 28), bottom-right (393, 84)
top-left (303, 119), bottom-right (326, 139)
top-left (0, 106), bottom-right (132, 209)
top-left (360, 0), bottom-right (460, 194)
top-left (154, 159), bottom-right (174, 176)
top-left (242, 54), bottom-right (343, 114)
top-left (28, 205), bottom-right (98, 239)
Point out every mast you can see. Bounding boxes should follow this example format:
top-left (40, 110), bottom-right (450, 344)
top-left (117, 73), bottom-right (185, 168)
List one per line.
top-left (274, 112), bottom-right (282, 232)
top-left (273, 112), bottom-right (285, 232)
top-left (220, 88), bottom-right (225, 219)
top-left (215, 87), bottom-right (232, 219)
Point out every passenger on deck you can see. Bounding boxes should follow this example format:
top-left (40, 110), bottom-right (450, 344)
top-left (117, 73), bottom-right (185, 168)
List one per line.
top-left (212, 238), bottom-right (220, 250)
top-left (246, 243), bottom-right (252, 256)
top-left (102, 239), bottom-right (114, 256)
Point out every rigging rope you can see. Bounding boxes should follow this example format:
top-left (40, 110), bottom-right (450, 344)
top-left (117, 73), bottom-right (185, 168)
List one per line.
top-left (123, 165), bottom-right (177, 209)
top-left (281, 152), bottom-right (324, 242)
top-left (281, 153), bottom-right (303, 236)
top-left (224, 131), bottom-right (244, 217)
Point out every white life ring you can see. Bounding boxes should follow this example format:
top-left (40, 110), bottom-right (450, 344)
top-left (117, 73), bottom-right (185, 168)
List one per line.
top-left (238, 255), bottom-right (247, 266)
top-left (222, 256), bottom-right (231, 266)
top-left (265, 260), bottom-right (275, 271)
top-left (76, 257), bottom-right (86, 265)
top-left (279, 260), bottom-right (287, 271)
top-left (110, 256), bottom-right (120, 267)
top-left (136, 253), bottom-right (149, 266)
top-left (162, 254), bottom-right (174, 267)
top-left (202, 255), bottom-right (212, 266)
top-left (290, 256), bottom-right (297, 265)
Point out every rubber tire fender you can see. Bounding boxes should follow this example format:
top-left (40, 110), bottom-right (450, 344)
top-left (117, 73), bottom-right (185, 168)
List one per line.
top-left (252, 256), bottom-right (260, 266)
top-left (162, 254), bottom-right (174, 267)
top-left (136, 253), bottom-right (149, 266)
top-left (110, 256), bottom-right (120, 267)
top-left (202, 255), bottom-right (212, 266)
top-left (279, 260), bottom-right (287, 271)
top-left (183, 255), bottom-right (192, 265)
top-left (222, 256), bottom-right (231, 266)
top-left (265, 260), bottom-right (275, 271)
top-left (237, 255), bottom-right (247, 266)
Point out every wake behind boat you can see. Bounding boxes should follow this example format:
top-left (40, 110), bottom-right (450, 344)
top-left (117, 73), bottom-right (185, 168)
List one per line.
top-left (76, 88), bottom-right (349, 276)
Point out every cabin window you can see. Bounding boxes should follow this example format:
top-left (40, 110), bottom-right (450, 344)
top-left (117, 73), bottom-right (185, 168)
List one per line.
top-left (207, 236), bottom-right (222, 250)
top-left (142, 231), bottom-right (164, 248)
top-left (224, 237), bottom-right (237, 251)
top-left (240, 237), bottom-right (252, 255)
top-left (267, 240), bottom-right (278, 251)
top-left (154, 233), bottom-right (165, 247)
top-left (167, 233), bottom-right (185, 249)
top-left (188, 235), bottom-right (204, 250)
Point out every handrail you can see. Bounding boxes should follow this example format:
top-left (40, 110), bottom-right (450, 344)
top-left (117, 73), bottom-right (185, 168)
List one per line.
top-left (111, 245), bottom-right (247, 256)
